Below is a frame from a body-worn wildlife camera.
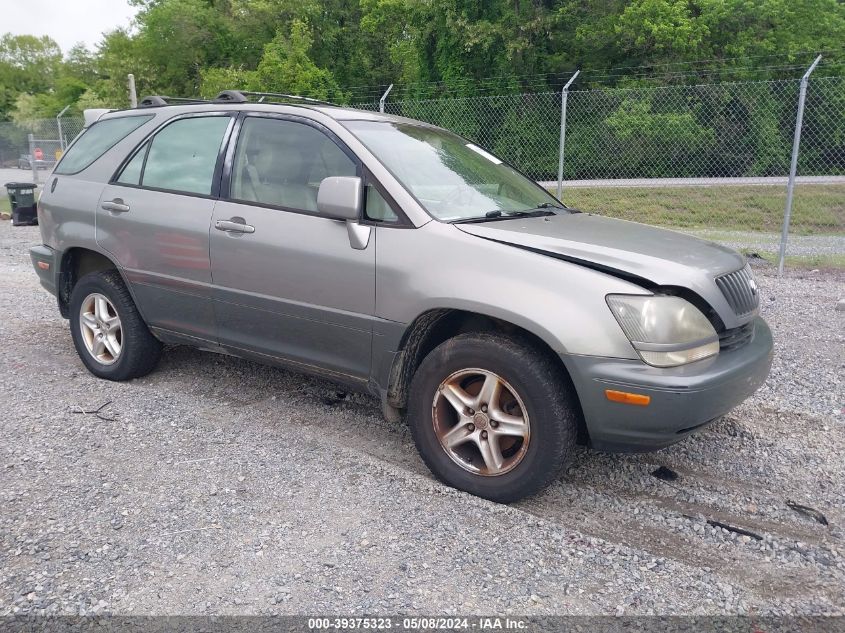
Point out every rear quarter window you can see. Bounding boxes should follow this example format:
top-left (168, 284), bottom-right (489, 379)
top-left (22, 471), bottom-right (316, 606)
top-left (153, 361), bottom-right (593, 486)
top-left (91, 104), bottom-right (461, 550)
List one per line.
top-left (54, 115), bottom-right (153, 175)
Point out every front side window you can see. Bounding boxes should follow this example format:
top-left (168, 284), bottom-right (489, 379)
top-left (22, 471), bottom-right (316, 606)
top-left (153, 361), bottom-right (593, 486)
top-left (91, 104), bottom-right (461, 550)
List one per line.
top-left (140, 116), bottom-right (230, 195)
top-left (365, 185), bottom-right (399, 223)
top-left (55, 115), bottom-right (152, 175)
top-left (230, 117), bottom-right (356, 213)
top-left (343, 121), bottom-right (562, 222)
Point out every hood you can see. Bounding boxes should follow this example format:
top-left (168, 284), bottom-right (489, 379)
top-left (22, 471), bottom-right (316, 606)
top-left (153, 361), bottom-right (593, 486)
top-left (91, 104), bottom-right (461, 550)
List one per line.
top-left (454, 212), bottom-right (745, 286)
top-left (454, 212), bottom-right (754, 329)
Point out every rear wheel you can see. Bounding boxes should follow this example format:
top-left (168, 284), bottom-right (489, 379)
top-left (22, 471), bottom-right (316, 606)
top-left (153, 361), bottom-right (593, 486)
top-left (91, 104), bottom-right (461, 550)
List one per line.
top-left (69, 270), bottom-right (162, 381)
top-left (408, 332), bottom-right (578, 503)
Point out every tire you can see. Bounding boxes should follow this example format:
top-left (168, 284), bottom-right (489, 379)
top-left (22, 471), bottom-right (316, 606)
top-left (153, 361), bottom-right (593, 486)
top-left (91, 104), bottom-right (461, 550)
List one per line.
top-left (69, 270), bottom-right (162, 381)
top-left (407, 332), bottom-right (578, 503)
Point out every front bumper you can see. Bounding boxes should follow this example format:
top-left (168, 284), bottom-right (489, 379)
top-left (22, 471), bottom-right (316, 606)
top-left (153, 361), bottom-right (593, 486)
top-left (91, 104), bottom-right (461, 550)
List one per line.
top-left (29, 244), bottom-right (58, 296)
top-left (562, 316), bottom-right (773, 452)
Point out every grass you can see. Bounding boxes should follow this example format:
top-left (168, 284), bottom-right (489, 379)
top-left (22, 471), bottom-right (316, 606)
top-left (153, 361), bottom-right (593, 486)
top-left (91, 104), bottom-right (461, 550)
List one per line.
top-left (741, 249), bottom-right (845, 271)
top-left (554, 184), bottom-right (845, 235)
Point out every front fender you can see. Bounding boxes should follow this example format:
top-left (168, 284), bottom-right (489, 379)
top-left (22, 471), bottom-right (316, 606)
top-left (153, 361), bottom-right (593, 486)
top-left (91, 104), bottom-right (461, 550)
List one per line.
top-left (375, 222), bottom-right (647, 359)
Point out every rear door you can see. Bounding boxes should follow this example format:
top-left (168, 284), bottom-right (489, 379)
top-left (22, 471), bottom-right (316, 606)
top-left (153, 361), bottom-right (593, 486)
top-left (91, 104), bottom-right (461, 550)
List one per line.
top-left (97, 113), bottom-right (234, 342)
top-left (209, 114), bottom-right (376, 382)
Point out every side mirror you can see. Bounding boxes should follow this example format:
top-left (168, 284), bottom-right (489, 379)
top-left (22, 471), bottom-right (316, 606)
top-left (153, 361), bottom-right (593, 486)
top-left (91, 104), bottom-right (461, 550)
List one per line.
top-left (317, 176), bottom-right (362, 221)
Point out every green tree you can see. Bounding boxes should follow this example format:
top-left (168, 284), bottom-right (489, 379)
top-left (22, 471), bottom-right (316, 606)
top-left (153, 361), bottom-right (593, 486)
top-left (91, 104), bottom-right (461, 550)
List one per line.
top-left (131, 0), bottom-right (236, 95)
top-left (91, 29), bottom-right (149, 107)
top-left (200, 66), bottom-right (254, 98)
top-left (252, 20), bottom-right (343, 100)
top-left (64, 44), bottom-right (99, 85)
top-left (697, 0), bottom-right (845, 63)
top-left (0, 34), bottom-right (63, 119)
top-left (615, 0), bottom-right (709, 66)
top-left (604, 96), bottom-right (715, 177)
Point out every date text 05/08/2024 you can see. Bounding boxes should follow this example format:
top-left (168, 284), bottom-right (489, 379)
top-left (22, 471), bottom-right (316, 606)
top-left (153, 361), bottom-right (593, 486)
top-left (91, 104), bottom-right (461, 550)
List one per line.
top-left (307, 617), bottom-right (528, 630)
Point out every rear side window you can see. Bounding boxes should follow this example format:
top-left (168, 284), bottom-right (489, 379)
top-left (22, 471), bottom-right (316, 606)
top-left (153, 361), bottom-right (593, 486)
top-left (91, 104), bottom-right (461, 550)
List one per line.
top-left (133, 116), bottom-right (230, 195)
top-left (54, 115), bottom-right (153, 175)
top-left (116, 141), bottom-right (148, 185)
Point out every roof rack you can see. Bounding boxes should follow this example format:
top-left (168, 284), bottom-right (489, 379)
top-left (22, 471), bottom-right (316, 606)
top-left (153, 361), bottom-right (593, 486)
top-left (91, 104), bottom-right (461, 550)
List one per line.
top-left (136, 90), bottom-right (335, 109)
top-left (137, 95), bottom-right (211, 108)
top-left (234, 91), bottom-right (334, 106)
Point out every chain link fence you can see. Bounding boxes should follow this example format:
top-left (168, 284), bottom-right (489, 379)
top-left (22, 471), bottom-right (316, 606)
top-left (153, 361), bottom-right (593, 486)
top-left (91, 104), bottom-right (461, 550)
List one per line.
top-left (0, 115), bottom-right (84, 179)
top-left (2, 77), bottom-right (842, 269)
top-left (365, 76), bottom-right (845, 269)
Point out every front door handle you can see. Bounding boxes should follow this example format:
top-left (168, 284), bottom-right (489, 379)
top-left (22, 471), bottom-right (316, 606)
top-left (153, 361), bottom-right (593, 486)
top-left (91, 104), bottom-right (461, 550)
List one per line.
top-left (215, 219), bottom-right (255, 234)
top-left (101, 199), bottom-right (130, 213)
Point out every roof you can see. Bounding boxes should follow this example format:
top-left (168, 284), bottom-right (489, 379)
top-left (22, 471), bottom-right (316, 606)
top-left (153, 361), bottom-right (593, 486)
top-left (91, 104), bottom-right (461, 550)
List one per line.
top-left (92, 91), bottom-right (438, 129)
top-left (95, 105), bottom-right (444, 138)
top-left (97, 101), bottom-right (406, 123)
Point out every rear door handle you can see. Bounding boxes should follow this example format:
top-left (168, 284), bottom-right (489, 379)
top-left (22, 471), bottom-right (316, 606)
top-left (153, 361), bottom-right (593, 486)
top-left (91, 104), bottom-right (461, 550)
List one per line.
top-left (101, 199), bottom-right (130, 213)
top-left (215, 219), bottom-right (255, 234)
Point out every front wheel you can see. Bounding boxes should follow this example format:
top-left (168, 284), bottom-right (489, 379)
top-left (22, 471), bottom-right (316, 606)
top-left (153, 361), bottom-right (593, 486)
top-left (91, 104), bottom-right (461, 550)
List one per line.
top-left (407, 332), bottom-right (578, 503)
top-left (69, 270), bottom-right (162, 381)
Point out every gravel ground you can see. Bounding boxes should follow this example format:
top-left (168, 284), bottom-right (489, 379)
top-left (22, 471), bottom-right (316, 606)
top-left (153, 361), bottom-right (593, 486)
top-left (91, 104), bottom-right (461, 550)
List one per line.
top-left (688, 229), bottom-right (845, 260)
top-left (1, 220), bottom-right (843, 617)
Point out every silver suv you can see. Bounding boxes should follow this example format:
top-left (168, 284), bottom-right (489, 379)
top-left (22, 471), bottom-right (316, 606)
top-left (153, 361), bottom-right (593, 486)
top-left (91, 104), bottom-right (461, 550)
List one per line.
top-left (30, 92), bottom-right (773, 502)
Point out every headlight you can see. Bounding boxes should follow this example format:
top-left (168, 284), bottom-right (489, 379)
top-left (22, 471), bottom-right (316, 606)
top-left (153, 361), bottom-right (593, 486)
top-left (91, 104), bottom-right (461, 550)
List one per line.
top-left (606, 295), bottom-right (719, 367)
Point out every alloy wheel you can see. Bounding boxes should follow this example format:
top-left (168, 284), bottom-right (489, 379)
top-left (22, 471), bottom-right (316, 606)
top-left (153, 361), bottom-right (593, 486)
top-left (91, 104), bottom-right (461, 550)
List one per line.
top-left (79, 293), bottom-right (123, 365)
top-left (431, 368), bottom-right (530, 476)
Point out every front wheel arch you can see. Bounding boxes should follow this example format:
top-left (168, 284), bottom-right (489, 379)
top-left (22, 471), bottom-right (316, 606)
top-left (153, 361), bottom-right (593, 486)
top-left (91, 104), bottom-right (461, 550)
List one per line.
top-left (385, 308), bottom-right (588, 444)
top-left (407, 331), bottom-right (580, 502)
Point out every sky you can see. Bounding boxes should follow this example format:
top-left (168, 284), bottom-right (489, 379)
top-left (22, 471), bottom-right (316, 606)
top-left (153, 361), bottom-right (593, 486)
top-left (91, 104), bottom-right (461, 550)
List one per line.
top-left (1, 0), bottom-right (140, 53)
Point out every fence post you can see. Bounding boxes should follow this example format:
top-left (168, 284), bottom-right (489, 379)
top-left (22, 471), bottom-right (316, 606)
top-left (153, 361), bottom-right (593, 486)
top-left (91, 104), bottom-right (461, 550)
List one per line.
top-left (777, 55), bottom-right (822, 276)
top-left (128, 74), bottom-right (138, 109)
top-left (56, 104), bottom-right (71, 151)
top-left (28, 133), bottom-right (38, 184)
top-left (379, 84), bottom-right (393, 113)
top-left (556, 70), bottom-right (580, 201)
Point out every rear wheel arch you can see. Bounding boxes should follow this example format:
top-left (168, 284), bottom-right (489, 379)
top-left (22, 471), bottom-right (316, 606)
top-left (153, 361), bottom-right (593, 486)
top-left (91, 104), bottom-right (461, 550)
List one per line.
top-left (68, 269), bottom-right (162, 380)
top-left (386, 308), bottom-right (587, 442)
top-left (58, 247), bottom-right (131, 319)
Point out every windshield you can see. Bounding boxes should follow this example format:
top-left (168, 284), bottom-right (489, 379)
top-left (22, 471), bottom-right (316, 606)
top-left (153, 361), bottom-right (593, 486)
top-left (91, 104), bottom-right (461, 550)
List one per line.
top-left (343, 120), bottom-right (563, 222)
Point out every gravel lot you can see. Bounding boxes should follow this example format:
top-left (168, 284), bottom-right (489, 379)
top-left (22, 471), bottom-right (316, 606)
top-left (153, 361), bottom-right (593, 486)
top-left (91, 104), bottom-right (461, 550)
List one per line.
top-left (1, 220), bottom-right (843, 617)
top-left (688, 229), bottom-right (845, 260)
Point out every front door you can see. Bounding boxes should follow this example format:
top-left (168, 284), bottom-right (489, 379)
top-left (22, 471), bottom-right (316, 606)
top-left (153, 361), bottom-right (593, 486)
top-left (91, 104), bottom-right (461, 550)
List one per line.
top-left (209, 115), bottom-right (375, 382)
top-left (97, 114), bottom-right (233, 342)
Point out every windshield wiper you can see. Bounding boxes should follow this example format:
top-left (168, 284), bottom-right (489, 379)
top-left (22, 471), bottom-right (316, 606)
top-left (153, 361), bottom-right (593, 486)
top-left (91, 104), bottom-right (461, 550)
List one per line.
top-left (451, 206), bottom-right (559, 224)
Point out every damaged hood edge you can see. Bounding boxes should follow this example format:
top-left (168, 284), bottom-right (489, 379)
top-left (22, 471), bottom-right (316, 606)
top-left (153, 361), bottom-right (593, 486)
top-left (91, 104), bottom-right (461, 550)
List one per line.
top-left (453, 214), bottom-right (752, 329)
top-left (454, 213), bottom-right (746, 288)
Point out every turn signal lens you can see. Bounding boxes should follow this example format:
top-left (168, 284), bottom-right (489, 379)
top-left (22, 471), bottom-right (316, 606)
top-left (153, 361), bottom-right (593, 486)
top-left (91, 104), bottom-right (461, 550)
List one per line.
top-left (37, 261), bottom-right (50, 270)
top-left (605, 389), bottom-right (651, 406)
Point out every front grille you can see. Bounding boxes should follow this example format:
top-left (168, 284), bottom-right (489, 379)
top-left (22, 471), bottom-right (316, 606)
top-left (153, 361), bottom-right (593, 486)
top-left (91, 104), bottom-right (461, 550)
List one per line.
top-left (716, 266), bottom-right (759, 317)
top-left (719, 321), bottom-right (754, 351)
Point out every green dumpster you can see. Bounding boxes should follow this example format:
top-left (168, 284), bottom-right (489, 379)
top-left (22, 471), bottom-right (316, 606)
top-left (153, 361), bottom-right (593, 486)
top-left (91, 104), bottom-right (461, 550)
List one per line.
top-left (4, 182), bottom-right (38, 226)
